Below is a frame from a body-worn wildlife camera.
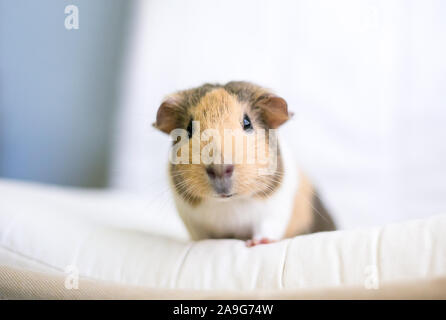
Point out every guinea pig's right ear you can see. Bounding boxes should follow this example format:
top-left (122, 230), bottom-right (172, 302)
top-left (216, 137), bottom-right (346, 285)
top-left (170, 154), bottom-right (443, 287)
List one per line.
top-left (153, 95), bottom-right (182, 134)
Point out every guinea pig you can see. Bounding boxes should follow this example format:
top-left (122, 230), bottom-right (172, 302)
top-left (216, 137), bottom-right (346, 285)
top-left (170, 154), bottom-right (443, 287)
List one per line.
top-left (153, 81), bottom-right (335, 246)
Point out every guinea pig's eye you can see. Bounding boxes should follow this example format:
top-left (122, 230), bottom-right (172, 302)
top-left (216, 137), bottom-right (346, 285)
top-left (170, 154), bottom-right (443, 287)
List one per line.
top-left (242, 114), bottom-right (253, 131)
top-left (186, 120), bottom-right (193, 138)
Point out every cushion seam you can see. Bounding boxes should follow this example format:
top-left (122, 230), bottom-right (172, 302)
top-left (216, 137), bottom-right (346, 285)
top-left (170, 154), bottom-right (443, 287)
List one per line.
top-left (0, 243), bottom-right (64, 273)
top-left (174, 243), bottom-right (194, 288)
top-left (280, 239), bottom-right (292, 289)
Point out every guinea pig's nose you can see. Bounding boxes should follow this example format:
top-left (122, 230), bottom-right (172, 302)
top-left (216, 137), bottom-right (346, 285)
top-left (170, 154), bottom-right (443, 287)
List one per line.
top-left (206, 164), bottom-right (234, 179)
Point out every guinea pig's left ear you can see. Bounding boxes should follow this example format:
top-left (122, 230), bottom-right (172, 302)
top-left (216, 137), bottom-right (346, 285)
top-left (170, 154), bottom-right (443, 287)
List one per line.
top-left (256, 95), bottom-right (292, 129)
top-left (153, 96), bottom-right (182, 134)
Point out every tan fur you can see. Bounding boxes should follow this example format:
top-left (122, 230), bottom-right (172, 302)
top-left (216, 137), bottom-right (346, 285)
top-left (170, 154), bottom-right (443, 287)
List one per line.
top-left (285, 170), bottom-right (337, 236)
top-left (156, 82), bottom-right (334, 242)
top-left (284, 170), bottom-right (315, 237)
top-left (168, 87), bottom-right (284, 205)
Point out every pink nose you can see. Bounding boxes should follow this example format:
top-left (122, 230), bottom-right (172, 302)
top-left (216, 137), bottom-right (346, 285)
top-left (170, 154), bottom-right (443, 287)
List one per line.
top-left (206, 164), bottom-right (234, 179)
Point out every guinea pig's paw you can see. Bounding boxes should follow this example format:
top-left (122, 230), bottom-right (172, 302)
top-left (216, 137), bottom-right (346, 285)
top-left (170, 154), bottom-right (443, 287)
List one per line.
top-left (245, 237), bottom-right (277, 247)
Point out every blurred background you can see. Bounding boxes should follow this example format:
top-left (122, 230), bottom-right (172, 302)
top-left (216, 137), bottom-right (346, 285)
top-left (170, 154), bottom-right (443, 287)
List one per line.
top-left (1, 0), bottom-right (445, 229)
top-left (0, 0), bottom-right (132, 187)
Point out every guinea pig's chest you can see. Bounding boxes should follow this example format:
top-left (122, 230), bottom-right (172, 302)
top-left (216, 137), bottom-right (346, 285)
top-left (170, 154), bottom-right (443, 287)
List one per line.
top-left (193, 198), bottom-right (274, 238)
top-left (174, 179), bottom-right (296, 240)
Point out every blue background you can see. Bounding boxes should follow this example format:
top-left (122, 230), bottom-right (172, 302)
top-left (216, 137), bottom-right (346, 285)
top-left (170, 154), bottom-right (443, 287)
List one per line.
top-left (0, 0), bottom-right (132, 187)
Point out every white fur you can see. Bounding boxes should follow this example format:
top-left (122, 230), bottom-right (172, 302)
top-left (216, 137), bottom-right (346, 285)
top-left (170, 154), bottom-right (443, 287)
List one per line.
top-left (170, 139), bottom-right (298, 241)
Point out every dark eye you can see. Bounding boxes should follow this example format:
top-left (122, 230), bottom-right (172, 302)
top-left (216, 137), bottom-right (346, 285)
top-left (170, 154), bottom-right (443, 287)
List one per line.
top-left (186, 120), bottom-right (193, 138)
top-left (242, 114), bottom-right (253, 131)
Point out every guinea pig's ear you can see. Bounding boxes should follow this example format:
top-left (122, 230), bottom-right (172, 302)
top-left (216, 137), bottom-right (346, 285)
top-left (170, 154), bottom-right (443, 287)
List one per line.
top-left (153, 95), bottom-right (182, 134)
top-left (256, 95), bottom-right (292, 129)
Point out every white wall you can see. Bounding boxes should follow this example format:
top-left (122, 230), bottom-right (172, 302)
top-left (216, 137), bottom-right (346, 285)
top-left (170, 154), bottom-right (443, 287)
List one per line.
top-left (111, 0), bottom-right (446, 229)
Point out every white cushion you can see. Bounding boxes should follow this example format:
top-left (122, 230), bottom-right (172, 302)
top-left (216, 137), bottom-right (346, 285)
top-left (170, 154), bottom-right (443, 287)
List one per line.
top-left (1, 178), bottom-right (445, 291)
